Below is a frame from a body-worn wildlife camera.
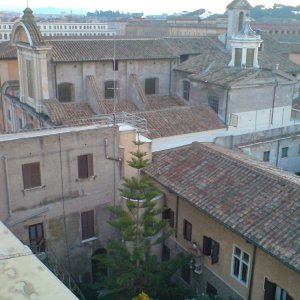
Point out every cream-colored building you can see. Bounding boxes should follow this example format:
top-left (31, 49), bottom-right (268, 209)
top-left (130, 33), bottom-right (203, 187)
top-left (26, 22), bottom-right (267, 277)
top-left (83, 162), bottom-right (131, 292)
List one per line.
top-left (145, 142), bottom-right (300, 299)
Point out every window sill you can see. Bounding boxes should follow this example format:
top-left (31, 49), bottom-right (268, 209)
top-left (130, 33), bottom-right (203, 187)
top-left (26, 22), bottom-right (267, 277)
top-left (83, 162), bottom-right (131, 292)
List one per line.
top-left (81, 237), bottom-right (97, 244)
top-left (76, 175), bottom-right (97, 182)
top-left (22, 185), bottom-right (45, 193)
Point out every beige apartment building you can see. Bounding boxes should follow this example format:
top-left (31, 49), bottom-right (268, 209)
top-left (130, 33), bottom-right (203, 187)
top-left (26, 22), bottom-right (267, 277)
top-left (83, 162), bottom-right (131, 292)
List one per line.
top-left (0, 105), bottom-right (150, 284)
top-left (145, 142), bottom-right (299, 299)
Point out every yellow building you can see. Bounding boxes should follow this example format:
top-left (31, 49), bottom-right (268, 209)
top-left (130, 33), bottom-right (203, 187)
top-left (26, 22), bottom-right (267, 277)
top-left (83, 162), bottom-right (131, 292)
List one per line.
top-left (145, 142), bottom-right (299, 299)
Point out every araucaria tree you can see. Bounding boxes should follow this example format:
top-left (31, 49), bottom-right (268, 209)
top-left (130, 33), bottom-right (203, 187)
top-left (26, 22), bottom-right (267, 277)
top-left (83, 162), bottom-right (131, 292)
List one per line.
top-left (93, 137), bottom-right (191, 300)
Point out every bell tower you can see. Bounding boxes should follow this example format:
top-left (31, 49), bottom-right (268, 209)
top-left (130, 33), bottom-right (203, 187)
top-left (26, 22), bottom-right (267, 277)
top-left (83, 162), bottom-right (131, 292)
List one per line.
top-left (226, 0), bottom-right (252, 50)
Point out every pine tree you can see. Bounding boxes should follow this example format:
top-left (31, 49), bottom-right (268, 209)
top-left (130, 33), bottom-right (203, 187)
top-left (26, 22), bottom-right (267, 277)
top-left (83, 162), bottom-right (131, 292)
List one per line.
top-left (93, 135), bottom-right (192, 300)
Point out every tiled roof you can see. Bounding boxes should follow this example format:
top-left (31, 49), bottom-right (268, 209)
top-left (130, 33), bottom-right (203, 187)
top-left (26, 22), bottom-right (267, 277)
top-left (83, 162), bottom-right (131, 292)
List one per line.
top-left (48, 39), bottom-right (176, 62)
top-left (0, 42), bottom-right (17, 60)
top-left (144, 142), bottom-right (300, 274)
top-left (44, 99), bottom-right (94, 125)
top-left (145, 95), bottom-right (183, 110)
top-left (97, 99), bottom-right (138, 114)
top-left (135, 105), bottom-right (225, 139)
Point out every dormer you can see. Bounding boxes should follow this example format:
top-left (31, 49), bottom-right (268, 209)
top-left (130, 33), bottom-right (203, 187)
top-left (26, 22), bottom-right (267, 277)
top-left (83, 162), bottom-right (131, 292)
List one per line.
top-left (226, 0), bottom-right (252, 50)
top-left (228, 17), bottom-right (262, 68)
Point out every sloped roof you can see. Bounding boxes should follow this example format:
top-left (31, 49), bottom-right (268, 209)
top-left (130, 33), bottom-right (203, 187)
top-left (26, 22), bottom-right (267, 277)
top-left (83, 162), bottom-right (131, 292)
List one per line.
top-left (0, 41), bottom-right (17, 60)
top-left (48, 38), bottom-right (176, 62)
top-left (144, 142), bottom-right (300, 274)
top-left (97, 99), bottom-right (138, 114)
top-left (145, 95), bottom-right (183, 111)
top-left (226, 0), bottom-right (252, 9)
top-left (44, 99), bottom-right (94, 125)
top-left (135, 105), bottom-right (225, 139)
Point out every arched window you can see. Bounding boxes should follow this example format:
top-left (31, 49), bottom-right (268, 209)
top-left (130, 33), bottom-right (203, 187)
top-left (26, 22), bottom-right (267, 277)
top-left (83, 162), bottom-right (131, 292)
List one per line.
top-left (182, 80), bottom-right (190, 101)
top-left (238, 12), bottom-right (244, 32)
top-left (57, 82), bottom-right (74, 102)
top-left (208, 96), bottom-right (219, 113)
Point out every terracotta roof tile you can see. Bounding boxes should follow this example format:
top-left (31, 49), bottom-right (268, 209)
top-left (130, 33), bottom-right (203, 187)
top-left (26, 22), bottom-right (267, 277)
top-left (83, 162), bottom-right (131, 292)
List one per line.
top-left (145, 95), bottom-right (183, 110)
top-left (98, 99), bottom-right (138, 114)
top-left (44, 100), bottom-right (94, 125)
top-left (144, 142), bottom-right (300, 273)
top-left (135, 105), bottom-right (225, 138)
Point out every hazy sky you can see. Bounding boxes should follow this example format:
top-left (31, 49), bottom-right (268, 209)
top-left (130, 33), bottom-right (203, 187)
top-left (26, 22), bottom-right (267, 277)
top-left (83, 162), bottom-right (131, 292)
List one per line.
top-left (1, 0), bottom-right (300, 15)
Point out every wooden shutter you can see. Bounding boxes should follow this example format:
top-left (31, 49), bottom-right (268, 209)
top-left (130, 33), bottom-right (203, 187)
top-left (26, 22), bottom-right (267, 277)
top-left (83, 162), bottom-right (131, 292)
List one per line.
top-left (211, 241), bottom-right (220, 264)
top-left (183, 220), bottom-right (192, 241)
top-left (169, 209), bottom-right (175, 228)
top-left (87, 154), bottom-right (94, 177)
top-left (22, 162), bottom-right (41, 189)
top-left (81, 210), bottom-right (95, 240)
top-left (78, 155), bottom-right (88, 178)
top-left (203, 236), bottom-right (212, 256)
top-left (264, 278), bottom-right (276, 300)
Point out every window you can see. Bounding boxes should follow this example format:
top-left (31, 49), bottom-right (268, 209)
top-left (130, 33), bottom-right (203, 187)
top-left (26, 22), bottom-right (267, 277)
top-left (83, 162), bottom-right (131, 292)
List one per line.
top-left (235, 48), bottom-right (242, 67)
top-left (181, 264), bottom-right (191, 284)
top-left (180, 54), bottom-right (189, 63)
top-left (7, 109), bottom-right (11, 121)
top-left (18, 118), bottom-right (23, 129)
top-left (183, 219), bottom-right (192, 241)
top-left (105, 81), bottom-right (117, 99)
top-left (264, 278), bottom-right (293, 300)
top-left (182, 80), bottom-right (190, 101)
top-left (29, 223), bottom-right (45, 252)
top-left (238, 12), bottom-right (244, 31)
top-left (208, 96), bottom-right (219, 113)
top-left (26, 60), bottom-right (34, 98)
top-left (58, 82), bottom-right (74, 102)
top-left (81, 210), bottom-right (95, 240)
top-left (206, 282), bottom-right (218, 297)
top-left (203, 236), bottom-right (220, 264)
top-left (162, 206), bottom-right (175, 228)
top-left (231, 245), bottom-right (250, 286)
top-left (112, 60), bottom-right (119, 71)
top-left (263, 151), bottom-right (270, 162)
top-left (281, 147), bottom-right (288, 158)
top-left (78, 154), bottom-right (94, 179)
top-left (145, 78), bottom-right (158, 95)
top-left (246, 49), bottom-right (254, 67)
top-left (162, 244), bottom-right (170, 261)
top-left (22, 162), bottom-right (41, 189)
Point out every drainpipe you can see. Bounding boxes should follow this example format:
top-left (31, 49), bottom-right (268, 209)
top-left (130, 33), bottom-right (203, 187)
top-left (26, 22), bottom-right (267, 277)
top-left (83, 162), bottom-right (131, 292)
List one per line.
top-left (175, 195), bottom-right (179, 239)
top-left (275, 139), bottom-right (280, 167)
top-left (3, 155), bottom-right (12, 223)
top-left (54, 63), bottom-right (58, 99)
top-left (248, 245), bottom-right (257, 300)
top-left (225, 88), bottom-right (230, 130)
top-left (270, 80), bottom-right (278, 126)
top-left (169, 60), bottom-right (172, 96)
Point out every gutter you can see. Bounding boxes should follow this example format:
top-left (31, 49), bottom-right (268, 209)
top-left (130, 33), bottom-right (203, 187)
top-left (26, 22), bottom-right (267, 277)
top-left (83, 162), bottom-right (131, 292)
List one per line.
top-left (3, 155), bottom-right (11, 223)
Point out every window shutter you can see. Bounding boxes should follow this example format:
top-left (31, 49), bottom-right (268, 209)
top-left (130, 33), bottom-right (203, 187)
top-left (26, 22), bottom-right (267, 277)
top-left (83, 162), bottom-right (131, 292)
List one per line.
top-left (31, 162), bottom-right (41, 187)
top-left (162, 207), bottom-right (170, 219)
top-left (81, 210), bottom-right (94, 240)
top-left (22, 164), bottom-right (31, 189)
top-left (264, 278), bottom-right (276, 300)
top-left (211, 241), bottom-right (219, 264)
top-left (87, 154), bottom-right (94, 177)
top-left (203, 236), bottom-right (212, 256)
top-left (169, 210), bottom-right (175, 228)
top-left (78, 155), bottom-right (88, 178)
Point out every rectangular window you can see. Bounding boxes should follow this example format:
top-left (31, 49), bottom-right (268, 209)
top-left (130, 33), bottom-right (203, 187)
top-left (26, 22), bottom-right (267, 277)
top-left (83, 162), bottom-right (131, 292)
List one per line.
top-left (263, 151), bottom-right (270, 162)
top-left (264, 278), bottom-right (293, 300)
top-left (162, 244), bottom-right (170, 261)
top-left (78, 154), bottom-right (94, 179)
top-left (81, 210), bottom-right (95, 240)
top-left (231, 245), bottom-right (250, 286)
top-left (104, 81), bottom-right (117, 99)
top-left (162, 207), bottom-right (175, 228)
top-left (202, 236), bottom-right (219, 264)
top-left (7, 109), bottom-right (11, 121)
top-left (26, 60), bottom-right (34, 98)
top-left (246, 48), bottom-right (254, 67)
top-left (145, 78), bottom-right (157, 95)
top-left (183, 219), bottom-right (192, 241)
top-left (181, 264), bottom-right (191, 284)
top-left (18, 118), bottom-right (23, 129)
top-left (182, 80), bottom-right (190, 101)
top-left (22, 162), bottom-right (41, 189)
top-left (113, 60), bottom-right (119, 71)
top-left (208, 96), bottom-right (219, 113)
top-left (29, 223), bottom-right (45, 252)
top-left (235, 48), bottom-right (242, 67)
top-left (281, 147), bottom-right (288, 158)
top-left (206, 282), bottom-right (218, 297)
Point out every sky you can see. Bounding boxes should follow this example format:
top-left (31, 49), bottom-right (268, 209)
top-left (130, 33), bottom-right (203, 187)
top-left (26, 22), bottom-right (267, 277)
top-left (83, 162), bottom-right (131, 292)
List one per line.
top-left (1, 0), bottom-right (300, 15)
